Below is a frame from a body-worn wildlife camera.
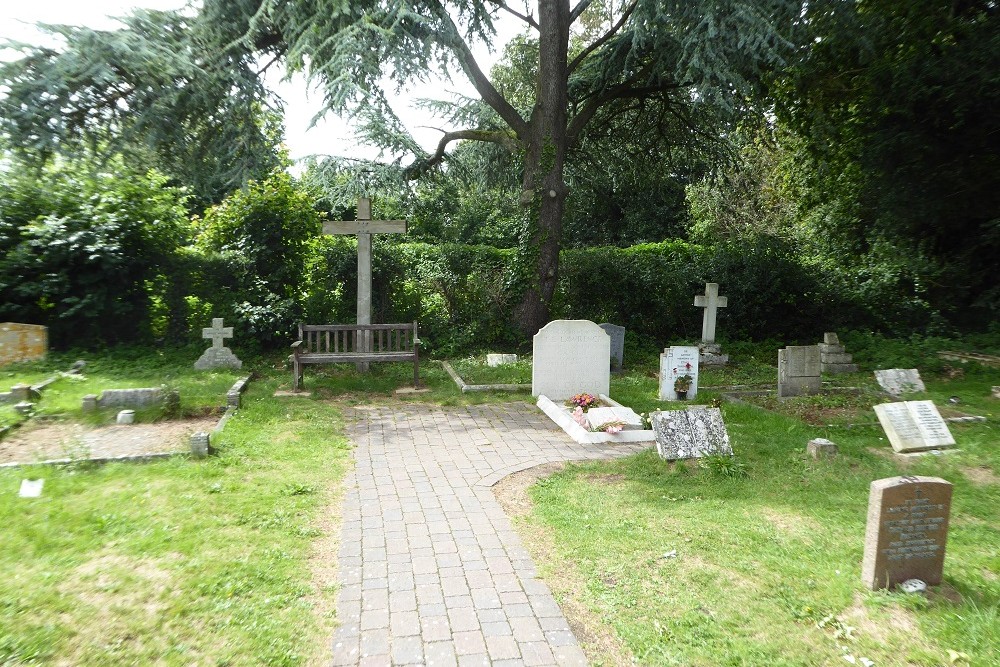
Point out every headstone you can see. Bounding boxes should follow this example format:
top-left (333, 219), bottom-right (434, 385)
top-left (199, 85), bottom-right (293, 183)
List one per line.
top-left (873, 400), bottom-right (956, 453)
top-left (778, 345), bottom-right (822, 397)
top-left (598, 323), bottom-right (626, 371)
top-left (875, 369), bottom-right (926, 396)
top-left (0, 323), bottom-right (47, 366)
top-left (323, 197), bottom-right (408, 371)
top-left (819, 332), bottom-right (859, 374)
top-left (993, 386), bottom-right (1000, 399)
top-left (96, 387), bottom-right (163, 409)
top-left (586, 406), bottom-right (643, 431)
top-left (531, 320), bottom-right (610, 401)
top-left (486, 353), bottom-right (518, 367)
top-left (807, 438), bottom-right (838, 459)
top-left (652, 406), bottom-right (732, 460)
top-left (116, 410), bottom-right (136, 425)
top-left (693, 284), bottom-right (729, 365)
top-left (862, 476), bottom-right (952, 590)
top-left (658, 346), bottom-right (700, 401)
top-left (190, 432), bottom-right (210, 457)
top-left (194, 318), bottom-right (243, 370)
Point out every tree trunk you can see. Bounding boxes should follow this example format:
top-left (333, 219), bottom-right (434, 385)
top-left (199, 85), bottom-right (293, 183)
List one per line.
top-left (515, 0), bottom-right (571, 337)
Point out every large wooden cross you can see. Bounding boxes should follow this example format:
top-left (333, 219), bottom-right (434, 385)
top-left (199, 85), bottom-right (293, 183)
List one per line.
top-left (323, 197), bottom-right (407, 368)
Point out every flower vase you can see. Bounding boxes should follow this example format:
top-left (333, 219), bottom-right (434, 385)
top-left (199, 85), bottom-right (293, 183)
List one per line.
top-left (676, 390), bottom-right (688, 400)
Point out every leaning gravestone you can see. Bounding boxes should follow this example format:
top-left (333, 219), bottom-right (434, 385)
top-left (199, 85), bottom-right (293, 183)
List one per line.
top-left (778, 345), bottom-right (822, 397)
top-left (875, 369), bottom-right (925, 396)
top-left (658, 346), bottom-right (700, 401)
top-left (598, 323), bottom-right (626, 371)
top-left (862, 476), bottom-right (952, 590)
top-left (194, 318), bottom-right (243, 370)
top-left (873, 400), bottom-right (956, 453)
top-left (532, 320), bottom-right (610, 401)
top-left (652, 406), bottom-right (731, 460)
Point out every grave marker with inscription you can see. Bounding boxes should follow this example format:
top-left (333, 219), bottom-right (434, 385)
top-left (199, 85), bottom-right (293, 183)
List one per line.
top-left (652, 406), bottom-right (732, 460)
top-left (873, 400), bottom-right (955, 453)
top-left (598, 323), bottom-right (626, 371)
top-left (658, 346), bottom-right (700, 401)
top-left (862, 476), bottom-right (952, 590)
top-left (778, 345), bottom-right (822, 397)
top-left (194, 318), bottom-right (243, 370)
top-left (531, 320), bottom-right (610, 400)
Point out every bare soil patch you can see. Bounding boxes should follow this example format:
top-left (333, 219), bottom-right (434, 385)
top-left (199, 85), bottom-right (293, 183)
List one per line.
top-left (960, 465), bottom-right (999, 485)
top-left (493, 463), bottom-right (637, 666)
top-left (0, 417), bottom-right (218, 464)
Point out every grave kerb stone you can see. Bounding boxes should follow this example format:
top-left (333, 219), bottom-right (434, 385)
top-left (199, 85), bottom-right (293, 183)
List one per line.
top-left (807, 437), bottom-right (838, 459)
top-left (861, 475), bottom-right (952, 590)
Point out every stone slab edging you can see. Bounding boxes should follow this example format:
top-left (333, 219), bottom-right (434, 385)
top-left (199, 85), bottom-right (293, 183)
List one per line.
top-left (537, 393), bottom-right (655, 445)
top-left (441, 360), bottom-right (531, 394)
top-left (474, 446), bottom-right (648, 487)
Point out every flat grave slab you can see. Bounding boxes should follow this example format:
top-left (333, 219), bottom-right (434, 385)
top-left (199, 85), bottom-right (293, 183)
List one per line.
top-left (536, 394), bottom-right (654, 445)
top-left (652, 406), bottom-right (732, 460)
top-left (875, 369), bottom-right (925, 396)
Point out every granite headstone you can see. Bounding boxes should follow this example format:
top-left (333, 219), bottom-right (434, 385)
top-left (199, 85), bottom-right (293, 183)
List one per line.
top-left (875, 369), bottom-right (925, 396)
top-left (598, 323), bottom-right (626, 371)
top-left (652, 406), bottom-right (732, 460)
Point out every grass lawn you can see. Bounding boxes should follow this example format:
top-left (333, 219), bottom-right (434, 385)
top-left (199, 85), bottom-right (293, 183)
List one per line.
top-left (0, 358), bottom-right (353, 665)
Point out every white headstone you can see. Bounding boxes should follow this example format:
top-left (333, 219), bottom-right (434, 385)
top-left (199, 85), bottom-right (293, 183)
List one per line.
top-left (598, 323), bottom-right (626, 371)
top-left (653, 407), bottom-right (732, 460)
top-left (586, 406), bottom-right (643, 431)
top-left (875, 369), bottom-right (926, 396)
top-left (659, 346), bottom-right (700, 401)
top-left (532, 320), bottom-right (610, 401)
top-left (778, 345), bottom-right (822, 397)
top-left (873, 400), bottom-right (956, 453)
top-left (693, 283), bottom-right (728, 344)
top-left (486, 353), bottom-right (518, 367)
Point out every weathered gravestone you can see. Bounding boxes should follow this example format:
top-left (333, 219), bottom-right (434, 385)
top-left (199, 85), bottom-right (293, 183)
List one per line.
top-left (807, 437), bottom-right (838, 459)
top-left (652, 406), bottom-right (732, 460)
top-left (875, 369), bottom-right (925, 396)
top-left (819, 332), bottom-right (859, 374)
top-left (873, 400), bottom-right (956, 453)
top-left (194, 318), bottom-right (243, 370)
top-left (598, 323), bottom-right (626, 371)
top-left (658, 346), bottom-right (700, 401)
top-left (694, 283), bottom-right (729, 365)
top-left (778, 345), bottom-right (822, 397)
top-left (0, 323), bottom-right (47, 366)
top-left (532, 320), bottom-right (610, 401)
top-left (586, 406), bottom-right (644, 431)
top-left (323, 197), bottom-right (408, 371)
top-left (862, 476), bottom-right (952, 590)
top-left (83, 387), bottom-right (164, 411)
top-left (486, 353), bottom-right (518, 367)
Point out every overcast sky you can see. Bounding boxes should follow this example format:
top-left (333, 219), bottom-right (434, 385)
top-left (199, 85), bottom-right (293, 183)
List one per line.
top-left (0, 1), bottom-right (522, 165)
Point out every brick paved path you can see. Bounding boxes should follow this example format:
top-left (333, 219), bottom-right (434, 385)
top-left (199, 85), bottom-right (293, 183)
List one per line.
top-left (331, 402), bottom-right (647, 666)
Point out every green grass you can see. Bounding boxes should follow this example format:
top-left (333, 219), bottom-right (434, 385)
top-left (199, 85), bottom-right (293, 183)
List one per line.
top-left (448, 356), bottom-right (533, 385)
top-left (519, 371), bottom-right (1000, 666)
top-left (0, 364), bottom-right (352, 665)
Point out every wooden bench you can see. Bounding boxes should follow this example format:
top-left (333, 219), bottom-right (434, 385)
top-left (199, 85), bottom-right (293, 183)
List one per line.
top-left (291, 322), bottom-right (421, 391)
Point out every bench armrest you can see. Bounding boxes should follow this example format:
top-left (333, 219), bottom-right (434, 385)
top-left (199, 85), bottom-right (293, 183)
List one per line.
top-left (291, 340), bottom-right (304, 351)
top-left (413, 337), bottom-right (422, 347)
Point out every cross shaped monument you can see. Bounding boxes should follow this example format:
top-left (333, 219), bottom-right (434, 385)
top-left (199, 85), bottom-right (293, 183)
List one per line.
top-left (694, 282), bottom-right (727, 344)
top-left (324, 197), bottom-right (408, 369)
top-left (194, 318), bottom-right (242, 370)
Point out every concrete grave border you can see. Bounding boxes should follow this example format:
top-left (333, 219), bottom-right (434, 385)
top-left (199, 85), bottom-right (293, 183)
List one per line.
top-left (442, 360), bottom-right (531, 394)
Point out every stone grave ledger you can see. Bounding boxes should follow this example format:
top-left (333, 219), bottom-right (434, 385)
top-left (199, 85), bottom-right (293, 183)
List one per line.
top-left (652, 407), bottom-right (732, 460)
top-left (778, 345), bottom-right (822, 397)
top-left (0, 323), bottom-right (47, 366)
top-left (532, 320), bottom-right (610, 400)
top-left (659, 346), bottom-right (700, 401)
top-left (819, 332), bottom-right (858, 374)
top-left (586, 406), bottom-right (643, 431)
top-left (598, 323), bottom-right (626, 371)
top-left (873, 400), bottom-right (956, 453)
top-left (875, 369), bottom-right (926, 396)
top-left (862, 476), bottom-right (952, 590)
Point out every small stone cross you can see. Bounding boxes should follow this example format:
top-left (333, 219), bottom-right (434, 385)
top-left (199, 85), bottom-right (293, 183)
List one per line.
top-left (202, 318), bottom-right (233, 349)
top-left (694, 283), bottom-right (727, 344)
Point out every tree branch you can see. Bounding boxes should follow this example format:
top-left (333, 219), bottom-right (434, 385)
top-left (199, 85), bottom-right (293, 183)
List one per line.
top-left (484, 0), bottom-right (538, 29)
top-left (403, 128), bottom-right (519, 179)
top-left (567, 76), bottom-right (682, 146)
top-left (569, 0), bottom-right (597, 23)
top-left (568, 0), bottom-right (638, 74)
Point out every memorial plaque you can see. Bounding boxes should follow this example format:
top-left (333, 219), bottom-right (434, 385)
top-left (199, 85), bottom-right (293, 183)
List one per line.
top-left (532, 320), bottom-right (610, 400)
top-left (862, 476), bottom-right (952, 590)
top-left (874, 401), bottom-right (956, 453)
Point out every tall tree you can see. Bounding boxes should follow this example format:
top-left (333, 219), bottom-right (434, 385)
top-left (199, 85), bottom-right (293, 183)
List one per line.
top-left (1, 0), bottom-right (797, 332)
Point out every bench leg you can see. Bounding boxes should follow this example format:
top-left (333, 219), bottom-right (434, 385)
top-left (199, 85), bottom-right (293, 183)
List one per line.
top-left (413, 356), bottom-right (419, 389)
top-left (292, 359), bottom-right (301, 391)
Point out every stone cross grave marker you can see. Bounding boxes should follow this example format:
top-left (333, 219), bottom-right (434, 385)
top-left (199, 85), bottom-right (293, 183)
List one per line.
top-left (694, 283), bottom-right (727, 344)
top-left (659, 345), bottom-right (700, 401)
top-left (875, 369), bottom-right (925, 396)
top-left (194, 318), bottom-right (242, 370)
top-left (532, 320), bottom-right (610, 401)
top-left (778, 345), bottom-right (821, 397)
top-left (652, 406), bottom-right (732, 460)
top-left (323, 197), bottom-right (408, 370)
top-left (873, 400), bottom-right (955, 453)
top-left (862, 476), bottom-right (952, 590)
top-left (598, 323), bottom-right (625, 371)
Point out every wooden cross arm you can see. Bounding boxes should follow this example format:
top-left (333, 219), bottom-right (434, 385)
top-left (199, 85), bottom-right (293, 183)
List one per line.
top-left (323, 220), bottom-right (408, 235)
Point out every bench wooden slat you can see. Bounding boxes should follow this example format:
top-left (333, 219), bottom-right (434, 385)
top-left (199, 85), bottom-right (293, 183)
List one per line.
top-left (292, 322), bottom-right (420, 390)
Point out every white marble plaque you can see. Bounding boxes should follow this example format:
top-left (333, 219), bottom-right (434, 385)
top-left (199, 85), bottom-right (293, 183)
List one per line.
top-left (532, 320), bottom-right (610, 400)
top-left (586, 406), bottom-right (643, 430)
top-left (875, 369), bottom-right (925, 396)
top-left (874, 400), bottom-right (956, 453)
top-left (659, 346), bottom-right (700, 401)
